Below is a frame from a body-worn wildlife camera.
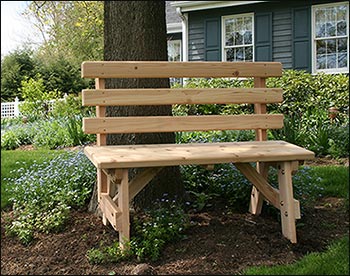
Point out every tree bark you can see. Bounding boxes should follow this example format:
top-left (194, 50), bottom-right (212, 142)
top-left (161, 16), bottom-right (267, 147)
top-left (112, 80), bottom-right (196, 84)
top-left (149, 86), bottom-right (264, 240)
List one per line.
top-left (90, 1), bottom-right (184, 211)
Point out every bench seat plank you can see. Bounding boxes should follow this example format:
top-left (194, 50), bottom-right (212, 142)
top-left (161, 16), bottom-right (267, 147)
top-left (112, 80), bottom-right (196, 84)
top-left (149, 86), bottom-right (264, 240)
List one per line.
top-left (84, 141), bottom-right (315, 169)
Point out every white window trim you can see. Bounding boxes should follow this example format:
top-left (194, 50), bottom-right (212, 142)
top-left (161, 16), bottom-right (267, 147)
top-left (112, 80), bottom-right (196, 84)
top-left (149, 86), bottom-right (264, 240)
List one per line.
top-left (311, 1), bottom-right (349, 74)
top-left (221, 13), bottom-right (255, 62)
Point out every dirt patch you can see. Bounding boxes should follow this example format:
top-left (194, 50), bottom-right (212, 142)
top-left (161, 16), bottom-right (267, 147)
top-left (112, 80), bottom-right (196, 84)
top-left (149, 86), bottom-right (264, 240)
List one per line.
top-left (304, 156), bottom-right (349, 167)
top-left (1, 196), bottom-right (348, 275)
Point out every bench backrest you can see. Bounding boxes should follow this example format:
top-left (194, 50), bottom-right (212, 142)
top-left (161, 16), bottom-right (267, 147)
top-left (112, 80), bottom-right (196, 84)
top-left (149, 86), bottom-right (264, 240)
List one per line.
top-left (81, 61), bottom-right (283, 142)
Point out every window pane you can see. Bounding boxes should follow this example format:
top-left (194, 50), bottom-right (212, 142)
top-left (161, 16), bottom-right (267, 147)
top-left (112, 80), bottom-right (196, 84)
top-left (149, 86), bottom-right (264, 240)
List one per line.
top-left (317, 40), bottom-right (326, 54)
top-left (244, 46), bottom-right (253, 61)
top-left (338, 52), bottom-right (347, 68)
top-left (236, 47), bottom-right (244, 61)
top-left (337, 38), bottom-right (347, 53)
top-left (315, 9), bottom-right (326, 38)
top-left (226, 48), bottom-right (235, 62)
top-left (243, 17), bottom-right (252, 44)
top-left (243, 30), bottom-right (252, 44)
top-left (317, 54), bottom-right (326, 69)
top-left (337, 20), bottom-right (347, 36)
top-left (326, 8), bottom-right (336, 37)
top-left (326, 53), bottom-right (336, 68)
top-left (235, 18), bottom-right (244, 45)
top-left (326, 39), bottom-right (336, 54)
top-left (225, 19), bottom-right (234, 46)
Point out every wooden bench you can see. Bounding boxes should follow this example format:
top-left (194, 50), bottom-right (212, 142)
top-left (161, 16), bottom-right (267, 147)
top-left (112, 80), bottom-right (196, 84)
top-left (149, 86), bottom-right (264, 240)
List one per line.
top-left (81, 61), bottom-right (315, 250)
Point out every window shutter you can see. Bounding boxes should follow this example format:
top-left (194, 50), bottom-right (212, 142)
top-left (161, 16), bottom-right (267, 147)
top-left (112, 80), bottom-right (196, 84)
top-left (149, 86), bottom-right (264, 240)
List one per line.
top-left (205, 18), bottom-right (221, 61)
top-left (292, 7), bottom-right (311, 72)
top-left (255, 12), bottom-right (272, 61)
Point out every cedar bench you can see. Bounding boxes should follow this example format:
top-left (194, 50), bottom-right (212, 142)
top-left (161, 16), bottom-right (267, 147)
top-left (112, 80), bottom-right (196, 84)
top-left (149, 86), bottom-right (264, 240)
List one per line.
top-left (81, 61), bottom-right (315, 250)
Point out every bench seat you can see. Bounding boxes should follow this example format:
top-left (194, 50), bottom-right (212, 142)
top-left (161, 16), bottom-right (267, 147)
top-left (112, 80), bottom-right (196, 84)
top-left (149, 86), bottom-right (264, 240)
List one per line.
top-left (84, 141), bottom-right (314, 169)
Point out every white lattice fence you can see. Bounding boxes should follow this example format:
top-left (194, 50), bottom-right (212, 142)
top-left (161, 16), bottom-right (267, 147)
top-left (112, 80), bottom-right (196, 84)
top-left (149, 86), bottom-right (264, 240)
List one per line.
top-left (1, 95), bottom-right (67, 119)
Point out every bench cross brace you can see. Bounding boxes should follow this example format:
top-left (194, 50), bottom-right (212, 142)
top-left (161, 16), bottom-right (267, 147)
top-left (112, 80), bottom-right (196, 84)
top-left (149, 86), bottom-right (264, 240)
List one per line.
top-left (235, 161), bottom-right (300, 243)
top-left (98, 167), bottom-right (163, 249)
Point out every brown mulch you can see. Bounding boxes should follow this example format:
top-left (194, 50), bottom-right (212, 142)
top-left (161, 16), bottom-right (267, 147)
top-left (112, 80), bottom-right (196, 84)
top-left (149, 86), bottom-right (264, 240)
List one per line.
top-left (1, 158), bottom-right (349, 275)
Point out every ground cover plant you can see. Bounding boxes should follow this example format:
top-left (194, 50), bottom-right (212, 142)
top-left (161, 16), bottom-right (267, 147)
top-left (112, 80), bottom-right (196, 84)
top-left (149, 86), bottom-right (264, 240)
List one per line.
top-left (1, 149), bottom-right (63, 209)
top-left (3, 150), bottom-right (95, 244)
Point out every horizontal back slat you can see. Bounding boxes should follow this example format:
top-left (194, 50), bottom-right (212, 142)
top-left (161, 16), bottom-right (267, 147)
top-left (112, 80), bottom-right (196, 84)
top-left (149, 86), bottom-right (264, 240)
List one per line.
top-left (82, 88), bottom-right (283, 106)
top-left (81, 61), bottom-right (282, 78)
top-left (83, 114), bottom-right (284, 134)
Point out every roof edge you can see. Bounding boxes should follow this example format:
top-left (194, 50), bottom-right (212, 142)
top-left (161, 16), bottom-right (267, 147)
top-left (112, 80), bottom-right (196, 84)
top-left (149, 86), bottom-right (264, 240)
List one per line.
top-left (171, 1), bottom-right (267, 12)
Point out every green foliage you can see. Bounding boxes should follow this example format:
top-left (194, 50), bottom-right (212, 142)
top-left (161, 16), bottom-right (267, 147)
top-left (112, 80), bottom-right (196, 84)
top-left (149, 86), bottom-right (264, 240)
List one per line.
top-left (181, 163), bottom-right (253, 212)
top-left (1, 47), bottom-right (37, 101)
top-left (131, 196), bottom-right (189, 262)
top-left (51, 94), bottom-right (95, 118)
top-left (1, 131), bottom-right (21, 150)
top-left (31, 119), bottom-right (73, 149)
top-left (1, 121), bottom-right (37, 150)
top-left (1, 116), bottom-right (96, 150)
top-left (176, 130), bottom-right (255, 143)
top-left (25, 1), bottom-right (103, 67)
top-left (19, 74), bottom-right (61, 119)
top-left (5, 150), bottom-right (96, 244)
top-left (36, 57), bottom-right (89, 94)
top-left (243, 236), bottom-right (349, 275)
top-left (87, 196), bottom-right (189, 264)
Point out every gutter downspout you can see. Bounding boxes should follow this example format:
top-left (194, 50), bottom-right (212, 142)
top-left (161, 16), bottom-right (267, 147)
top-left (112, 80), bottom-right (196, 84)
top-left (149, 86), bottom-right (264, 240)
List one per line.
top-left (176, 7), bottom-right (188, 62)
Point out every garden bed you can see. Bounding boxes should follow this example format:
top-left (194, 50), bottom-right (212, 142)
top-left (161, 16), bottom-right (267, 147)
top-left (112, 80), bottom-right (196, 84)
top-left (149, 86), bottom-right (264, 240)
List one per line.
top-left (1, 195), bottom-right (348, 275)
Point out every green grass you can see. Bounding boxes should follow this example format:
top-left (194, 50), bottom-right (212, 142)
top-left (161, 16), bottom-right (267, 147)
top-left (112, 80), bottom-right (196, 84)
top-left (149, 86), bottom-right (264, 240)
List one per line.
top-left (1, 149), bottom-right (65, 209)
top-left (310, 166), bottom-right (349, 199)
top-left (243, 235), bottom-right (349, 275)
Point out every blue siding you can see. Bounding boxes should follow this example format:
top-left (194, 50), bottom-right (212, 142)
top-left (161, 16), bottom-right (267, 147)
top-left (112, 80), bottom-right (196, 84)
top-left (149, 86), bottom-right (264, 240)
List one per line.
top-left (188, 17), bottom-right (204, 61)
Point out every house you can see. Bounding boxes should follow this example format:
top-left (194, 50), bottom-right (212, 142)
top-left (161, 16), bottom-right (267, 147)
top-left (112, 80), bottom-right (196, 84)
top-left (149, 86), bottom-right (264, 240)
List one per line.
top-left (166, 1), bottom-right (349, 74)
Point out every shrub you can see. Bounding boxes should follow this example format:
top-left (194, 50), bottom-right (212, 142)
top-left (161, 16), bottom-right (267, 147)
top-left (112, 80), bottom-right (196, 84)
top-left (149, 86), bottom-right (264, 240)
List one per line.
top-left (51, 94), bottom-right (95, 118)
top-left (19, 74), bottom-right (61, 120)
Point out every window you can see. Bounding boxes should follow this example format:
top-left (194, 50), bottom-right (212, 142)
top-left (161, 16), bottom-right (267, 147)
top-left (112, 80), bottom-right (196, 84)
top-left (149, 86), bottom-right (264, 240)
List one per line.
top-left (222, 13), bottom-right (254, 62)
top-left (167, 39), bottom-right (182, 85)
top-left (312, 2), bottom-right (349, 73)
top-left (167, 39), bottom-right (182, 62)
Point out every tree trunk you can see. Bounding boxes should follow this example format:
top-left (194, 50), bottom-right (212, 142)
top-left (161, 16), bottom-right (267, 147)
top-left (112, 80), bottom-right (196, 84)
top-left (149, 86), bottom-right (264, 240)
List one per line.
top-left (88, 1), bottom-right (184, 212)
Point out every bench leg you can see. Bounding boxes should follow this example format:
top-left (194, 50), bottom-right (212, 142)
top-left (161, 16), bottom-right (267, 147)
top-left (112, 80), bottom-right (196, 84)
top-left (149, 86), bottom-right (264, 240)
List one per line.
top-left (278, 162), bottom-right (297, 243)
top-left (249, 162), bottom-right (268, 215)
top-left (117, 169), bottom-right (130, 250)
top-left (97, 169), bottom-right (108, 225)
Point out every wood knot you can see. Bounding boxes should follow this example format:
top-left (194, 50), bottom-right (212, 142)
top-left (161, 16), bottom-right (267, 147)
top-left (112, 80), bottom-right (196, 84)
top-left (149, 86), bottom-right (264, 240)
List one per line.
top-left (232, 71), bottom-right (239, 77)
